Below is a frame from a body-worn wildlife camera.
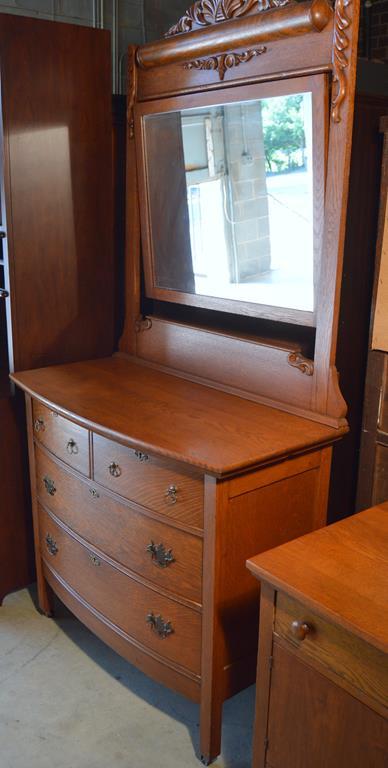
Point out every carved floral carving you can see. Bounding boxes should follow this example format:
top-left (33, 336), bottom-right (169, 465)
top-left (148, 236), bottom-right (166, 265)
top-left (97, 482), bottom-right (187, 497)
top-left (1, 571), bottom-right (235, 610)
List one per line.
top-left (288, 353), bottom-right (314, 376)
top-left (331, 0), bottom-right (352, 123)
top-left (167, 0), bottom-right (290, 36)
top-left (185, 47), bottom-right (267, 80)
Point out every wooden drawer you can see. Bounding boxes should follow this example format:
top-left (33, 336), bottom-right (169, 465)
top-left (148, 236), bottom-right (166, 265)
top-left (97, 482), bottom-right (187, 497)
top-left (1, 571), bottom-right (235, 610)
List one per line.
top-left (93, 433), bottom-right (203, 529)
top-left (35, 447), bottom-right (203, 604)
top-left (32, 400), bottom-right (89, 476)
top-left (39, 504), bottom-right (202, 675)
top-left (275, 593), bottom-right (388, 712)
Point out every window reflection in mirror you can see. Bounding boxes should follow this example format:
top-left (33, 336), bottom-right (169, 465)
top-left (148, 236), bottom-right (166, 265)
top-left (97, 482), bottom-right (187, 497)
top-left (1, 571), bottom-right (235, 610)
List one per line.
top-left (141, 82), bottom-right (323, 325)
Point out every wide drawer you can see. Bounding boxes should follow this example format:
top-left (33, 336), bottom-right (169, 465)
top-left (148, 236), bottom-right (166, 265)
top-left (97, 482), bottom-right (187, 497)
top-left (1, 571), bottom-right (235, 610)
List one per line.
top-left (35, 446), bottom-right (203, 604)
top-left (39, 504), bottom-right (202, 675)
top-left (275, 592), bottom-right (388, 712)
top-left (32, 400), bottom-right (89, 476)
top-left (93, 433), bottom-right (203, 529)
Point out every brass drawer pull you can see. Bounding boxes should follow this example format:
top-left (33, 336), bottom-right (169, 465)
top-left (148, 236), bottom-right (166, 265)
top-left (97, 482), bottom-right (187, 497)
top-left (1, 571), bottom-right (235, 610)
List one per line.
top-left (45, 533), bottom-right (58, 556)
top-left (89, 554), bottom-right (101, 567)
top-left (89, 488), bottom-right (100, 499)
top-left (135, 450), bottom-right (149, 462)
top-left (34, 417), bottom-right (45, 433)
top-left (43, 476), bottom-right (56, 496)
top-left (66, 438), bottom-right (79, 455)
top-left (291, 620), bottom-right (312, 641)
top-left (109, 462), bottom-right (122, 478)
top-left (146, 612), bottom-right (174, 639)
top-left (165, 484), bottom-right (178, 504)
top-left (146, 541), bottom-right (175, 568)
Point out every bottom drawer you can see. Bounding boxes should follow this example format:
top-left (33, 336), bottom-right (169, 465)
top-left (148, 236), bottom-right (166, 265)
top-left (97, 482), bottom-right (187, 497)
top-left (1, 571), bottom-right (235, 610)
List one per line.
top-left (39, 504), bottom-right (201, 675)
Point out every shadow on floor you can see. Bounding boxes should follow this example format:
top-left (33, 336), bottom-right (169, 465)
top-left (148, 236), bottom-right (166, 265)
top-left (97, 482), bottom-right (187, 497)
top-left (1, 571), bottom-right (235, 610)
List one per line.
top-left (27, 585), bottom-right (254, 768)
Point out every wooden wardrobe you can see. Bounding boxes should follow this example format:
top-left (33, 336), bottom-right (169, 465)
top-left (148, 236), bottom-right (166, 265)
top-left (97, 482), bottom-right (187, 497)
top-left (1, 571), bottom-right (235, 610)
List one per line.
top-left (0, 14), bottom-right (114, 604)
top-left (11, 1), bottom-right (360, 764)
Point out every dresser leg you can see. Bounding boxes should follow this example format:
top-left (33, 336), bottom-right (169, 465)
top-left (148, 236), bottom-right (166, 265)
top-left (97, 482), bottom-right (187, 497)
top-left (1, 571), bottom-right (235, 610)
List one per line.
top-left (36, 574), bottom-right (54, 617)
top-left (199, 691), bottom-right (223, 765)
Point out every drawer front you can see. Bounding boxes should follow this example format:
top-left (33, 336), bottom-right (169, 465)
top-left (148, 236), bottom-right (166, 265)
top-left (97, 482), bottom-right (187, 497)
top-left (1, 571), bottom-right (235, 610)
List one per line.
top-left (275, 593), bottom-right (388, 712)
top-left (35, 447), bottom-right (203, 604)
top-left (39, 505), bottom-right (202, 675)
top-left (93, 434), bottom-right (203, 529)
top-left (32, 400), bottom-right (89, 475)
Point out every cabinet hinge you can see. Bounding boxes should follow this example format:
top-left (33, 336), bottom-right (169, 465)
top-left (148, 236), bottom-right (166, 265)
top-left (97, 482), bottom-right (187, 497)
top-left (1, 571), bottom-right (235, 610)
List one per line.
top-left (269, 655), bottom-right (274, 670)
top-left (264, 737), bottom-right (269, 752)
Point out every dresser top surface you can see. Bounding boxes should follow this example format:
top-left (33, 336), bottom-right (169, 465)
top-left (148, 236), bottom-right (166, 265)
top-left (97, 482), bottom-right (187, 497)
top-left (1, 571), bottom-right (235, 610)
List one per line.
top-left (247, 504), bottom-right (388, 652)
top-left (12, 355), bottom-right (346, 476)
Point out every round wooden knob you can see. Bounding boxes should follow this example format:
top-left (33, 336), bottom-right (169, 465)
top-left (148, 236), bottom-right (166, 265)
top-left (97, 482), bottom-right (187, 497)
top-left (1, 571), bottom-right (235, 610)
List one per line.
top-left (291, 620), bottom-right (311, 641)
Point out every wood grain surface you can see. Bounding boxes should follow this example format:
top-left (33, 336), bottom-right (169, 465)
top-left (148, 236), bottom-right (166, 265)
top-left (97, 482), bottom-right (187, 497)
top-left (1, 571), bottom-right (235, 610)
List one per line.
top-left (11, 357), bottom-right (347, 476)
top-left (247, 503), bottom-right (388, 653)
top-left (39, 504), bottom-right (202, 675)
top-left (35, 446), bottom-right (203, 604)
top-left (33, 400), bottom-right (90, 476)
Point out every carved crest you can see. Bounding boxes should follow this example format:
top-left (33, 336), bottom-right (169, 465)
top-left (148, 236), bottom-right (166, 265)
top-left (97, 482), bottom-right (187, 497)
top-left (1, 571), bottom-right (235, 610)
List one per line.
top-left (167, 0), bottom-right (291, 36)
top-left (185, 47), bottom-right (267, 80)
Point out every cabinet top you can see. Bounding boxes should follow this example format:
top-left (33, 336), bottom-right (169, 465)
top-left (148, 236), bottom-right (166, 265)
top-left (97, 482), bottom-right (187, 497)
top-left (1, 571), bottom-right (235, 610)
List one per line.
top-left (247, 504), bottom-right (388, 653)
top-left (12, 355), bottom-right (346, 477)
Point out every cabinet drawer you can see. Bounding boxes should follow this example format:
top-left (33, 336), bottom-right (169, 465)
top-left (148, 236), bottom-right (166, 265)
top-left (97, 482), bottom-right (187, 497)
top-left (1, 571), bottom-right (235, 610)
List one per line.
top-left (39, 505), bottom-right (202, 675)
top-left (93, 434), bottom-right (203, 529)
top-left (35, 447), bottom-right (203, 604)
top-left (275, 593), bottom-right (388, 712)
top-left (32, 400), bottom-right (89, 475)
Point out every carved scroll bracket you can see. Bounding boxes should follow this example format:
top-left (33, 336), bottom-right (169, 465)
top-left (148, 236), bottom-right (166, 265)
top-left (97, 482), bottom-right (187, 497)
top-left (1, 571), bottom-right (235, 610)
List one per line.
top-left (167, 0), bottom-right (290, 36)
top-left (185, 47), bottom-right (267, 80)
top-left (288, 353), bottom-right (315, 376)
top-left (135, 316), bottom-right (153, 333)
top-left (331, 0), bottom-right (352, 123)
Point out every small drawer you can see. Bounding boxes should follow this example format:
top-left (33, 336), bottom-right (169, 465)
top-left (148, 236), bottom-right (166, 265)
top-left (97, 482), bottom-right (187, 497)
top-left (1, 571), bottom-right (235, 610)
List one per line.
top-left (35, 447), bottom-right (203, 604)
top-left (32, 400), bottom-right (89, 476)
top-left (39, 505), bottom-right (201, 675)
top-left (93, 434), bottom-right (203, 529)
top-left (275, 593), bottom-right (388, 712)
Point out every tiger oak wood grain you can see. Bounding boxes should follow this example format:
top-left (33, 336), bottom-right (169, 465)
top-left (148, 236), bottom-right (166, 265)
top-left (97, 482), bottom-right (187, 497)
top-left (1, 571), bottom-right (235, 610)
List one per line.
top-left (35, 446), bottom-right (203, 604)
top-left (11, 357), bottom-right (347, 477)
top-left (93, 432), bottom-right (203, 526)
top-left (44, 565), bottom-right (201, 701)
top-left (39, 504), bottom-right (202, 675)
top-left (33, 401), bottom-right (90, 476)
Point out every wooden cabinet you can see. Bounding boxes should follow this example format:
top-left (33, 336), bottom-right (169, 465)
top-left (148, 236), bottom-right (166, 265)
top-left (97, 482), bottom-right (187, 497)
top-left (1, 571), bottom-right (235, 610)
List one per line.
top-left (0, 13), bottom-right (114, 603)
top-left (13, 357), bottom-right (344, 763)
top-left (247, 504), bottom-right (388, 768)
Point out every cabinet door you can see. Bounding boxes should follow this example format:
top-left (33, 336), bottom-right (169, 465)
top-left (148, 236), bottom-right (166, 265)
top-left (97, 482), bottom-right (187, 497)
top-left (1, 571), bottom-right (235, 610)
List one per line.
top-left (266, 642), bottom-right (388, 768)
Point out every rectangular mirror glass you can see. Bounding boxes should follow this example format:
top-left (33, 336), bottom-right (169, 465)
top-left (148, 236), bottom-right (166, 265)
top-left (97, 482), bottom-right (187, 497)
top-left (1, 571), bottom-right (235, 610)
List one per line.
top-left (139, 77), bottom-right (325, 326)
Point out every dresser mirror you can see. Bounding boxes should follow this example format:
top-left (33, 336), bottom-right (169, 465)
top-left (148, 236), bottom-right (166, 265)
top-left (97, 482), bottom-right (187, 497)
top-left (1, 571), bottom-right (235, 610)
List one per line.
top-left (137, 75), bottom-right (326, 327)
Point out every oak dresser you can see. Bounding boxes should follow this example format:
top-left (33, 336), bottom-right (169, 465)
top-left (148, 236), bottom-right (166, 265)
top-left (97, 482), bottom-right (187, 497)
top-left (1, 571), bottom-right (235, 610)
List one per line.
top-left (12, 356), bottom-right (346, 763)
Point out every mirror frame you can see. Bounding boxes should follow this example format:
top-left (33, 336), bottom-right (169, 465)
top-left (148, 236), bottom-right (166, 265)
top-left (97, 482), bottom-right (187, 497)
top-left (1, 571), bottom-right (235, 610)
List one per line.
top-left (120, 0), bottom-right (361, 428)
top-left (136, 74), bottom-right (327, 327)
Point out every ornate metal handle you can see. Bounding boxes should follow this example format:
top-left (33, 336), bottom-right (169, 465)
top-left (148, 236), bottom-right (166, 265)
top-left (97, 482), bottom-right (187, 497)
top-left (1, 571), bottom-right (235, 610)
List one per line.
top-left (45, 533), bottom-right (58, 556)
top-left (291, 620), bottom-right (312, 642)
top-left (34, 417), bottom-right (45, 433)
top-left (146, 612), bottom-right (174, 639)
top-left (135, 450), bottom-right (149, 462)
top-left (89, 488), bottom-right (100, 499)
top-left (165, 485), bottom-right (178, 504)
top-left (146, 541), bottom-right (175, 568)
top-left (109, 462), bottom-right (122, 478)
top-left (66, 438), bottom-right (79, 455)
top-left (0, 288), bottom-right (9, 299)
top-left (89, 554), bottom-right (101, 567)
top-left (43, 476), bottom-right (56, 496)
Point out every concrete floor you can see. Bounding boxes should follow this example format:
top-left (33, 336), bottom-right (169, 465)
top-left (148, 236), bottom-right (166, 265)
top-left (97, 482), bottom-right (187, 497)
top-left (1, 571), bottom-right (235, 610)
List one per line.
top-left (0, 588), bottom-right (254, 768)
